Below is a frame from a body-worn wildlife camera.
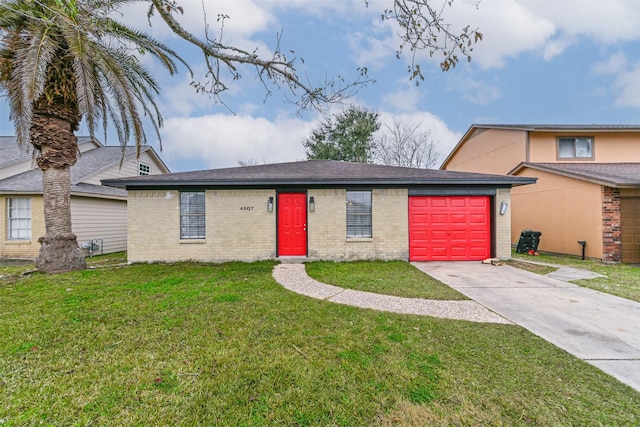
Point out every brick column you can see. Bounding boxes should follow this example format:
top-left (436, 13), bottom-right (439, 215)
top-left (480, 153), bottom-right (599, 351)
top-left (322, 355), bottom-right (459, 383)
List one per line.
top-left (602, 186), bottom-right (621, 262)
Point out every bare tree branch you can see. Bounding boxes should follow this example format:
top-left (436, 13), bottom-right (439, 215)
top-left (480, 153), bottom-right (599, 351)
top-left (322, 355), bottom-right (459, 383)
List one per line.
top-left (149, 0), bottom-right (373, 113)
top-left (373, 119), bottom-right (440, 168)
top-left (381, 0), bottom-right (483, 83)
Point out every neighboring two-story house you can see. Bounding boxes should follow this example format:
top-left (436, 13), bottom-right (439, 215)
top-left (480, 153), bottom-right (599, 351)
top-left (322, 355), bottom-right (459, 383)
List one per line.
top-left (0, 136), bottom-right (169, 259)
top-left (441, 125), bottom-right (640, 263)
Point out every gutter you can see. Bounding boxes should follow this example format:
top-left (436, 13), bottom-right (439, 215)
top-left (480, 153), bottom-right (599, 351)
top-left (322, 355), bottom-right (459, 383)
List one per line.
top-left (103, 177), bottom-right (537, 190)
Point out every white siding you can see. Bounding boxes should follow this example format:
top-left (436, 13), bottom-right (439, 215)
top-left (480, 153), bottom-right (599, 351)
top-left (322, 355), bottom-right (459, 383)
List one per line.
top-left (71, 197), bottom-right (127, 255)
top-left (78, 140), bottom-right (101, 153)
top-left (0, 160), bottom-right (35, 180)
top-left (82, 151), bottom-right (166, 185)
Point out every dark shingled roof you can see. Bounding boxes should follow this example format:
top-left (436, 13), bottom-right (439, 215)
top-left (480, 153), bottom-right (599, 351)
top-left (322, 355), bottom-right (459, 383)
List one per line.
top-left (0, 136), bottom-right (95, 166)
top-left (0, 144), bottom-right (149, 197)
top-left (0, 136), bottom-right (32, 165)
top-left (470, 124), bottom-right (640, 132)
top-left (511, 162), bottom-right (640, 187)
top-left (103, 160), bottom-right (535, 189)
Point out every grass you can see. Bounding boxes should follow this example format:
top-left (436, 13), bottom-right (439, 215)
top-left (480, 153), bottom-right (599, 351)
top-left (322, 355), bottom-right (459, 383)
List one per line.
top-left (512, 251), bottom-right (640, 303)
top-left (1, 259), bottom-right (639, 426)
top-left (506, 259), bottom-right (558, 275)
top-left (305, 260), bottom-right (467, 300)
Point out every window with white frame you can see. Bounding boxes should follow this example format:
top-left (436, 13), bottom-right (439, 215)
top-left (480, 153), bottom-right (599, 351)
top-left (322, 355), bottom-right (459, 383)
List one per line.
top-left (558, 137), bottom-right (593, 159)
top-left (7, 197), bottom-right (32, 240)
top-left (346, 190), bottom-right (372, 238)
top-left (180, 191), bottom-right (205, 239)
top-left (138, 162), bottom-right (151, 175)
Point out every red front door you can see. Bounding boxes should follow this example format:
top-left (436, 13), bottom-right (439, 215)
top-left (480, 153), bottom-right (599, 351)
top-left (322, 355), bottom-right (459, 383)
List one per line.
top-left (278, 193), bottom-right (307, 256)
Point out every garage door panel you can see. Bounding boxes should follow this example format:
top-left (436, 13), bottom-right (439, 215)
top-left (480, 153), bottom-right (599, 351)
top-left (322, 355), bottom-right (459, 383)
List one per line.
top-left (450, 214), bottom-right (468, 224)
top-left (412, 249), bottom-right (428, 258)
top-left (450, 230), bottom-right (468, 240)
top-left (409, 196), bottom-right (491, 261)
top-left (449, 198), bottom-right (467, 208)
top-left (469, 198), bottom-right (487, 207)
top-left (410, 231), bottom-right (428, 240)
top-left (430, 217), bottom-right (448, 227)
top-left (429, 198), bottom-right (448, 208)
top-left (470, 214), bottom-right (488, 224)
top-left (469, 229), bottom-right (488, 238)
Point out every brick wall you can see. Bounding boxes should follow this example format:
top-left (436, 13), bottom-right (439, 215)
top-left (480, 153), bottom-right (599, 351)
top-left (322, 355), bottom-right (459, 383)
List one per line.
top-left (307, 189), bottom-right (409, 260)
top-left (127, 189), bottom-right (277, 263)
top-left (495, 188), bottom-right (512, 259)
top-left (127, 187), bottom-right (514, 263)
top-left (602, 186), bottom-right (622, 262)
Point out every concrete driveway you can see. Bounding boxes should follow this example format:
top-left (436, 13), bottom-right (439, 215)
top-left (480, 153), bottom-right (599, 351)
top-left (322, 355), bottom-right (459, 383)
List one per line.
top-left (412, 261), bottom-right (640, 392)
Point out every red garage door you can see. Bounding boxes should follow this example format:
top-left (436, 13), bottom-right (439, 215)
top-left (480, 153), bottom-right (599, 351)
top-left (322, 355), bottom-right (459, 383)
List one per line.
top-left (409, 196), bottom-right (491, 261)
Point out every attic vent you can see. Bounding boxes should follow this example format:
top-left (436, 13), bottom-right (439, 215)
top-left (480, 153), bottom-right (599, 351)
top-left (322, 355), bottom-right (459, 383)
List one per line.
top-left (138, 162), bottom-right (151, 175)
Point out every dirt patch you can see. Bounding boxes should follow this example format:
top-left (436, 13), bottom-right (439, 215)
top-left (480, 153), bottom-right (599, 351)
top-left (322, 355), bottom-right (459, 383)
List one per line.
top-left (506, 260), bottom-right (558, 275)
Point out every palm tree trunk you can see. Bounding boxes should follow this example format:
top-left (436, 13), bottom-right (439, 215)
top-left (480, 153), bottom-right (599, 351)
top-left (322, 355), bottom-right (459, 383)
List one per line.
top-left (36, 163), bottom-right (86, 273)
top-left (32, 101), bottom-right (86, 273)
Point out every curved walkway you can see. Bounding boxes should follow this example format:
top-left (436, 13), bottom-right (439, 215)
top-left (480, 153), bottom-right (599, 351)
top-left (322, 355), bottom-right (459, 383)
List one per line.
top-left (272, 263), bottom-right (511, 324)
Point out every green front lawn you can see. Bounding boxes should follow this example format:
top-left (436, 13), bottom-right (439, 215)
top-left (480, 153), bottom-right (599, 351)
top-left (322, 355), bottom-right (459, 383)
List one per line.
top-left (305, 260), bottom-right (467, 300)
top-left (512, 251), bottom-right (640, 303)
top-left (1, 259), bottom-right (638, 426)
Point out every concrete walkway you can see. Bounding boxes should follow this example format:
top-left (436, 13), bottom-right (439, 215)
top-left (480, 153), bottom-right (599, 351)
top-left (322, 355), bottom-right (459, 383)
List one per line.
top-left (272, 263), bottom-right (510, 324)
top-left (412, 261), bottom-right (640, 392)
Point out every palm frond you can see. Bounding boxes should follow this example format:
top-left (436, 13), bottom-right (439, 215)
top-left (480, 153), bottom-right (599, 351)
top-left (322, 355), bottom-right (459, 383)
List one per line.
top-left (1, 0), bottom-right (188, 151)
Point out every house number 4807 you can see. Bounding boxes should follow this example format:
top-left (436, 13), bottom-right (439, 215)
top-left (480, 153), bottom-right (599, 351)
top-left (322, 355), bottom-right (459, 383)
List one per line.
top-left (240, 206), bottom-right (254, 211)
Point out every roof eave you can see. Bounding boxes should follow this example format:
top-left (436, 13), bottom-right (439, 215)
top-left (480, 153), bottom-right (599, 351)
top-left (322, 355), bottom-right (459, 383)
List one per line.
top-left (70, 190), bottom-right (127, 200)
top-left (510, 163), bottom-right (640, 188)
top-left (104, 177), bottom-right (536, 190)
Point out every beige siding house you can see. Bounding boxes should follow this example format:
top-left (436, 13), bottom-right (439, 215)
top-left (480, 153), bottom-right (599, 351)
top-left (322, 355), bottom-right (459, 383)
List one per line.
top-left (441, 125), bottom-right (640, 262)
top-left (103, 161), bottom-right (534, 264)
top-left (0, 136), bottom-right (169, 259)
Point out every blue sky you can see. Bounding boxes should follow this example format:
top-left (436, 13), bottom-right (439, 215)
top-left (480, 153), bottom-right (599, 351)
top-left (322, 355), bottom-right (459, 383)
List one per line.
top-left (2, 0), bottom-right (640, 172)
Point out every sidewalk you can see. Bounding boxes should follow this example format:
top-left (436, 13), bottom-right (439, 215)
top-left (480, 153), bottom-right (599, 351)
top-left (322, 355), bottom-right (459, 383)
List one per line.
top-left (513, 258), bottom-right (606, 281)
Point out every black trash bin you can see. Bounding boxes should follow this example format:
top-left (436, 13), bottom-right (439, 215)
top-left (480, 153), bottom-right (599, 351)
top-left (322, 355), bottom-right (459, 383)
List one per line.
top-left (516, 230), bottom-right (542, 254)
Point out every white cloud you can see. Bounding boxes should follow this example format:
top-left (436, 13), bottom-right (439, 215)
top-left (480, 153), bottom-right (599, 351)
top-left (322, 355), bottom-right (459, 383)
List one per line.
top-left (454, 0), bottom-right (556, 68)
top-left (541, 36), bottom-right (576, 61)
top-left (381, 80), bottom-right (425, 112)
top-left (593, 51), bottom-right (628, 76)
top-left (447, 74), bottom-right (501, 105)
top-left (522, 0), bottom-right (640, 44)
top-left (347, 19), bottom-right (397, 70)
top-left (157, 107), bottom-right (462, 172)
top-left (361, 0), bottom-right (640, 71)
top-left (343, 0), bottom-right (556, 71)
top-left (122, 1), bottom-right (274, 42)
top-left (612, 64), bottom-right (640, 109)
top-left (159, 113), bottom-right (316, 171)
top-left (590, 52), bottom-right (640, 109)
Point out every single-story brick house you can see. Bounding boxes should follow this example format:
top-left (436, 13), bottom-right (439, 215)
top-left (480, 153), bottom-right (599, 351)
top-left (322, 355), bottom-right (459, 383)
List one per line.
top-left (102, 160), bottom-right (535, 263)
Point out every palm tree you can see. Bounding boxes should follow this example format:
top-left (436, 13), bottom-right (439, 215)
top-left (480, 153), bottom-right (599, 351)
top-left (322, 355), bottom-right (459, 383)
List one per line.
top-left (0, 0), bottom-right (186, 273)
